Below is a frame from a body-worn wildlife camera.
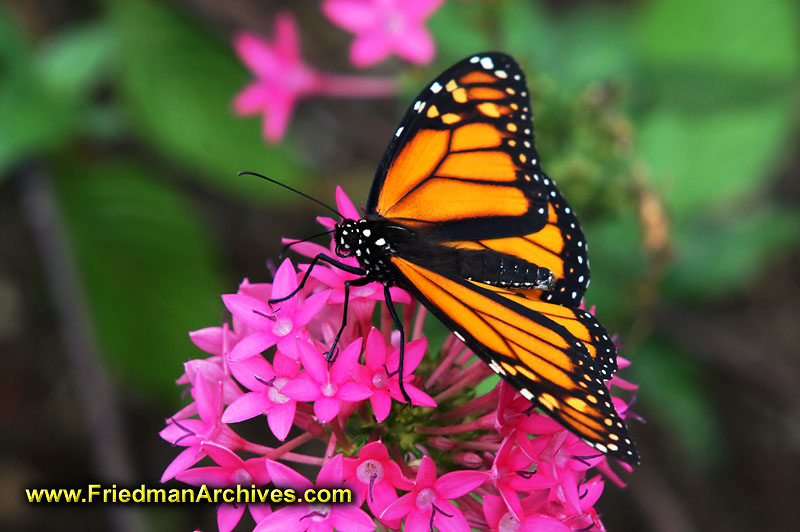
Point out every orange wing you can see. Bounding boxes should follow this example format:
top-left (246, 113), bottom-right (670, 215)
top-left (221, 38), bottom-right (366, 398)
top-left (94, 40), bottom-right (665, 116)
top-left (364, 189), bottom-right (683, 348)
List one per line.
top-left (390, 256), bottom-right (638, 464)
top-left (365, 53), bottom-right (590, 306)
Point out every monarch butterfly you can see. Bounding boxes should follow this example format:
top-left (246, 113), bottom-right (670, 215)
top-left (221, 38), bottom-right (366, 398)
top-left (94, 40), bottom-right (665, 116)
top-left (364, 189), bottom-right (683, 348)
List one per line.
top-left (266, 52), bottom-right (638, 464)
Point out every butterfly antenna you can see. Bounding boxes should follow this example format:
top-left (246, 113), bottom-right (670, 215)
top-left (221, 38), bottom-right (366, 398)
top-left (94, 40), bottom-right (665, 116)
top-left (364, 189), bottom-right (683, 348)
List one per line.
top-left (238, 171), bottom-right (342, 218)
top-left (279, 229), bottom-right (336, 259)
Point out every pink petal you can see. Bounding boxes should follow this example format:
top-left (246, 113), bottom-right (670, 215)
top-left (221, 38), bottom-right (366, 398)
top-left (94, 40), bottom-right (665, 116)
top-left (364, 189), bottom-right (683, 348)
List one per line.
top-left (405, 0), bottom-right (445, 18)
top-left (416, 455), bottom-right (437, 488)
top-left (297, 339), bottom-right (329, 383)
top-left (217, 502), bottom-right (246, 532)
top-left (434, 500), bottom-right (471, 532)
top-left (202, 441), bottom-right (244, 469)
top-left (314, 396), bottom-right (341, 423)
top-left (521, 515), bottom-right (572, 532)
top-left (390, 24), bottom-right (435, 65)
top-left (222, 294), bottom-right (274, 330)
top-left (316, 454), bottom-right (343, 486)
top-left (281, 376), bottom-right (321, 402)
top-left (368, 482), bottom-right (400, 518)
top-left (266, 460), bottom-right (314, 491)
top-left (404, 509), bottom-right (431, 532)
top-left (370, 391), bottom-right (392, 422)
top-left (350, 30), bottom-right (392, 68)
top-left (254, 505), bottom-right (309, 532)
top-left (249, 502), bottom-right (273, 524)
top-left (234, 32), bottom-right (280, 78)
top-left (330, 505), bottom-right (376, 532)
top-left (272, 12), bottom-right (302, 64)
top-left (434, 470), bottom-right (487, 499)
top-left (391, 384), bottom-right (435, 407)
top-left (222, 392), bottom-right (268, 423)
top-left (271, 258), bottom-right (299, 304)
top-left (160, 446), bottom-right (205, 482)
top-left (267, 401), bottom-right (297, 441)
top-left (295, 290), bottom-right (331, 326)
top-left (177, 466), bottom-right (233, 488)
top-left (228, 355), bottom-right (275, 390)
top-left (229, 331), bottom-right (276, 361)
top-left (380, 492), bottom-right (415, 521)
top-left (274, 352), bottom-right (301, 377)
top-left (322, 0), bottom-right (378, 32)
top-left (338, 381), bottom-right (372, 402)
top-left (482, 494), bottom-right (507, 528)
top-left (364, 328), bottom-right (386, 370)
top-left (335, 186), bottom-right (360, 220)
top-left (331, 338), bottom-right (363, 383)
top-left (190, 327), bottom-right (224, 354)
top-left (233, 83), bottom-right (268, 115)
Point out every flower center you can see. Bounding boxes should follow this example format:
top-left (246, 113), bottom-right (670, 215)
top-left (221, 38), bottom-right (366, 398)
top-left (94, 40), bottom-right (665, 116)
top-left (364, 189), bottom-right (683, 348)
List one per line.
top-left (302, 503), bottom-right (330, 522)
top-left (273, 317), bottom-right (293, 337)
top-left (232, 468), bottom-right (253, 487)
top-left (372, 371), bottom-right (389, 389)
top-left (415, 487), bottom-right (437, 511)
top-left (268, 377), bottom-right (290, 404)
top-left (498, 512), bottom-right (521, 532)
top-left (356, 459), bottom-right (385, 485)
top-left (321, 381), bottom-right (338, 397)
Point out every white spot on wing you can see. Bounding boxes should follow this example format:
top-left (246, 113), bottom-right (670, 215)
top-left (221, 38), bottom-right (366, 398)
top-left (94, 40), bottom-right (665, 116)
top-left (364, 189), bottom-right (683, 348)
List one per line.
top-left (395, 126), bottom-right (404, 137)
top-left (430, 82), bottom-right (443, 94)
top-left (480, 57), bottom-right (494, 69)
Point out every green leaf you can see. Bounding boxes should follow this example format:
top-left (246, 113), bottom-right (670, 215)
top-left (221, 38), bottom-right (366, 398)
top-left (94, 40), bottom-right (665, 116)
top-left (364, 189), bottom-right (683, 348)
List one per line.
top-left (35, 20), bottom-right (113, 101)
top-left (665, 206), bottom-right (800, 299)
top-left (53, 157), bottom-right (225, 398)
top-left (637, 97), bottom-right (795, 215)
top-left (635, 0), bottom-right (800, 79)
top-left (109, 0), bottom-right (306, 201)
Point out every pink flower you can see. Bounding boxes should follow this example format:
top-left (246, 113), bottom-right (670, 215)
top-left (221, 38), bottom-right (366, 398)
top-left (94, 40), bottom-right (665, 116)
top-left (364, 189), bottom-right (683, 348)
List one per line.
top-left (488, 437), bottom-right (555, 518)
top-left (381, 456), bottom-right (487, 532)
top-left (343, 441), bottom-right (413, 527)
top-left (224, 258), bottom-right (329, 361)
top-left (177, 442), bottom-right (271, 532)
top-left (322, 0), bottom-right (445, 67)
top-left (233, 12), bottom-right (396, 142)
top-left (482, 494), bottom-right (572, 532)
top-left (281, 338), bottom-right (372, 423)
top-left (255, 455), bottom-right (375, 532)
top-left (352, 328), bottom-right (435, 421)
top-left (160, 368), bottom-right (247, 482)
top-left (222, 351), bottom-right (302, 441)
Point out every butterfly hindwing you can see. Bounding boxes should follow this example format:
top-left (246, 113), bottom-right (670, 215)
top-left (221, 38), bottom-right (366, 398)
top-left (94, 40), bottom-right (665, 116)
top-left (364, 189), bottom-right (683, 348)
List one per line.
top-left (389, 256), bottom-right (637, 463)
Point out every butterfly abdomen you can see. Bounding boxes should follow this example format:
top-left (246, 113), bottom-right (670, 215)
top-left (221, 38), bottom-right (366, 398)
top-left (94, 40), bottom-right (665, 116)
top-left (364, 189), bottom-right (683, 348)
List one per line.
top-left (453, 248), bottom-right (554, 289)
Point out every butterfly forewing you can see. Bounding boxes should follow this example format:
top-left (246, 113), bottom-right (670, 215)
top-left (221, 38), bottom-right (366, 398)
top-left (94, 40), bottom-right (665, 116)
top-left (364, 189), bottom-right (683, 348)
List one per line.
top-left (367, 52), bottom-right (589, 305)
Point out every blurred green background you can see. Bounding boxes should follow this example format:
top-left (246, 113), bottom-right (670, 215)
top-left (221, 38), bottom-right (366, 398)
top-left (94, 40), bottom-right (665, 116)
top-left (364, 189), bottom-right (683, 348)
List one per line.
top-left (2, 0), bottom-right (798, 531)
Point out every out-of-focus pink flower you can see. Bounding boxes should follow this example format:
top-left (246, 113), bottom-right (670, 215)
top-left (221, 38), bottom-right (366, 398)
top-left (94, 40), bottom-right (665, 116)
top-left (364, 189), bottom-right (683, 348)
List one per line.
top-left (222, 352), bottom-right (302, 441)
top-left (177, 442), bottom-right (271, 532)
top-left (223, 258), bottom-right (329, 361)
top-left (255, 455), bottom-right (375, 532)
top-left (343, 441), bottom-right (413, 527)
top-left (322, 0), bottom-right (445, 67)
top-left (280, 338), bottom-right (372, 423)
top-left (352, 328), bottom-right (435, 421)
top-left (233, 12), bottom-right (396, 142)
top-left (381, 455), bottom-right (487, 532)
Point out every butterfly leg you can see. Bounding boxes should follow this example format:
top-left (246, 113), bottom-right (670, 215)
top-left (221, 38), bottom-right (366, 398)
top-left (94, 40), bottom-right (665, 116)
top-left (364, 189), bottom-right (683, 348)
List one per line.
top-left (268, 253), bottom-right (366, 305)
top-left (325, 276), bottom-right (372, 362)
top-left (383, 285), bottom-right (412, 405)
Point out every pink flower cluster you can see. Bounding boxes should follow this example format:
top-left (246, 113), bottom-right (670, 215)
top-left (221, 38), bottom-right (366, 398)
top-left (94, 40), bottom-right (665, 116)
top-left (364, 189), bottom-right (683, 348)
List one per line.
top-left (161, 190), bottom-right (638, 532)
top-left (233, 1), bottom-right (445, 142)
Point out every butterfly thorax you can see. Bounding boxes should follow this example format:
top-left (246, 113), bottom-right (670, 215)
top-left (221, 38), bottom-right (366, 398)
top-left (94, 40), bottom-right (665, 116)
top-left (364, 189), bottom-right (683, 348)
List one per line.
top-left (336, 217), bottom-right (555, 290)
top-left (334, 218), bottom-right (396, 284)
